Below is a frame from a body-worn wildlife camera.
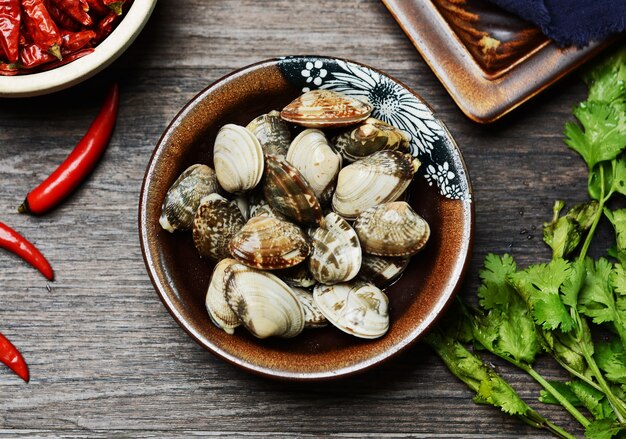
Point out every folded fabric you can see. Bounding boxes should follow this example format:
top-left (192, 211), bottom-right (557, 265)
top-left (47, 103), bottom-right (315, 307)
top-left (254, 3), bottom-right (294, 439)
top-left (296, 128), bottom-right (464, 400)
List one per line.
top-left (486, 0), bottom-right (626, 47)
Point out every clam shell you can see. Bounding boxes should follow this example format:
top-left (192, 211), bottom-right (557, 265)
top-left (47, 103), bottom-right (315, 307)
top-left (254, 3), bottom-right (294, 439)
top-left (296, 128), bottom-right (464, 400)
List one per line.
top-left (275, 264), bottom-right (317, 288)
top-left (292, 287), bottom-right (327, 328)
top-left (193, 193), bottom-right (246, 260)
top-left (332, 117), bottom-right (409, 163)
top-left (247, 193), bottom-right (286, 220)
top-left (246, 110), bottom-right (291, 157)
top-left (309, 212), bottom-right (361, 285)
top-left (159, 164), bottom-right (219, 232)
top-left (225, 264), bottom-right (305, 338)
top-left (263, 154), bottom-right (323, 226)
top-left (358, 255), bottom-right (410, 288)
top-left (213, 124), bottom-right (264, 193)
top-left (205, 258), bottom-right (240, 334)
top-left (286, 129), bottom-right (342, 204)
top-left (228, 216), bottom-right (310, 270)
top-left (354, 201), bottom-right (430, 257)
top-left (313, 281), bottom-right (389, 339)
top-left (281, 90), bottom-right (373, 128)
top-left (332, 150), bottom-right (420, 220)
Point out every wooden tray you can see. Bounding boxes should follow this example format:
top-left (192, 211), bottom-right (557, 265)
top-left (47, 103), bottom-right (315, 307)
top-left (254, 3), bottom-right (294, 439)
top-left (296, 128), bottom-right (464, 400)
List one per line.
top-left (382, 0), bottom-right (614, 123)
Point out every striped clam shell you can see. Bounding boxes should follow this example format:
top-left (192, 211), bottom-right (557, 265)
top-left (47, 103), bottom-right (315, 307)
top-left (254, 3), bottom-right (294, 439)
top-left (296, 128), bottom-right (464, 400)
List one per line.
top-left (224, 263), bottom-right (305, 339)
top-left (193, 193), bottom-right (246, 261)
top-left (275, 264), bottom-right (317, 289)
top-left (354, 201), bottom-right (430, 257)
top-left (213, 124), bottom-right (264, 193)
top-left (332, 117), bottom-right (409, 163)
top-left (313, 281), bottom-right (389, 339)
top-left (358, 255), bottom-right (410, 288)
top-left (159, 164), bottom-right (219, 233)
top-left (309, 212), bottom-right (361, 285)
top-left (281, 90), bottom-right (373, 128)
top-left (291, 287), bottom-right (327, 328)
top-left (286, 129), bottom-right (342, 205)
top-left (228, 216), bottom-right (310, 270)
top-left (332, 150), bottom-right (420, 220)
top-left (205, 258), bottom-right (241, 334)
top-left (246, 110), bottom-right (291, 157)
top-left (263, 154), bottom-right (323, 226)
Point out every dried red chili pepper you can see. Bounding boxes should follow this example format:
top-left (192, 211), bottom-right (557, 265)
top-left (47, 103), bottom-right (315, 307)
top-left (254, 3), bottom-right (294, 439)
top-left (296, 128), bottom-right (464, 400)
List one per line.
top-left (0, 332), bottom-right (29, 382)
top-left (0, 61), bottom-right (19, 74)
top-left (19, 42), bottom-right (53, 67)
top-left (43, 0), bottom-right (80, 31)
top-left (94, 10), bottom-right (117, 43)
top-left (102, 0), bottom-right (123, 15)
top-left (61, 29), bottom-right (94, 52)
top-left (36, 46), bottom-right (92, 71)
top-left (0, 0), bottom-right (20, 63)
top-left (19, 83), bottom-right (119, 215)
top-left (21, 0), bottom-right (62, 59)
top-left (0, 222), bottom-right (53, 280)
top-left (51, 0), bottom-right (91, 26)
top-left (85, 0), bottom-right (107, 16)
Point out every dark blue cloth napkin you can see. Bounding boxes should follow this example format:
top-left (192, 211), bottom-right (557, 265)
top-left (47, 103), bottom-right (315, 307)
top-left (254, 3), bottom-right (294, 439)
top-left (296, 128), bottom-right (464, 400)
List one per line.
top-left (487, 0), bottom-right (626, 47)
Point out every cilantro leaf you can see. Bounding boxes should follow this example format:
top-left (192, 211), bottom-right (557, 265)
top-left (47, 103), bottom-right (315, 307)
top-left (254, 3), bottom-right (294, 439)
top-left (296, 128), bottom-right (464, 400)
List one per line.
top-left (539, 380), bottom-right (582, 406)
top-left (478, 254), bottom-right (517, 310)
top-left (585, 418), bottom-right (626, 439)
top-left (497, 308), bottom-right (540, 364)
top-left (476, 377), bottom-right (529, 415)
top-left (565, 100), bottom-right (626, 170)
top-left (613, 154), bottom-right (626, 197)
top-left (584, 46), bottom-right (626, 103)
top-left (605, 208), bottom-right (626, 257)
top-left (596, 339), bottom-right (626, 386)
top-left (578, 258), bottom-right (618, 325)
top-left (569, 380), bottom-right (616, 421)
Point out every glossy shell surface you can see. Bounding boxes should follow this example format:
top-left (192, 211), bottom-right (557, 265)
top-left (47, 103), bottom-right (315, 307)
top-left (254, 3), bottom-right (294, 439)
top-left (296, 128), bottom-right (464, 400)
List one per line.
top-left (225, 264), bottom-right (305, 339)
top-left (354, 201), bottom-right (430, 257)
top-left (313, 281), bottom-right (389, 339)
top-left (205, 258), bottom-right (241, 334)
top-left (286, 129), bottom-right (342, 204)
top-left (246, 110), bottom-right (291, 157)
top-left (332, 117), bottom-right (409, 163)
top-left (309, 212), bottom-right (361, 285)
top-left (229, 216), bottom-right (311, 270)
top-left (263, 154), bottom-right (323, 226)
top-left (275, 264), bottom-right (317, 289)
top-left (213, 124), bottom-right (264, 193)
top-left (332, 150), bottom-right (420, 220)
top-left (193, 193), bottom-right (246, 260)
top-left (281, 89), bottom-right (373, 128)
top-left (159, 164), bottom-right (219, 232)
top-left (358, 255), bottom-right (410, 288)
top-left (292, 287), bottom-right (327, 328)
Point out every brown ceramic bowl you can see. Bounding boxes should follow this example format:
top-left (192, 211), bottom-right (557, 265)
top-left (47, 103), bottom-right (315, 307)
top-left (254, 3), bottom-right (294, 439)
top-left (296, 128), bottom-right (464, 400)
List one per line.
top-left (139, 56), bottom-right (474, 380)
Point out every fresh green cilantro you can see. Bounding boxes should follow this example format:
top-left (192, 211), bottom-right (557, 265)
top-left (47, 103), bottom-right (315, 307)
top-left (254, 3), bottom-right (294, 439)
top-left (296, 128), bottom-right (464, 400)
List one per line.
top-left (478, 253), bottom-right (517, 310)
top-left (569, 379), bottom-right (616, 421)
top-left (605, 209), bottom-right (626, 261)
top-left (544, 201), bottom-right (599, 259)
top-left (584, 47), bottom-right (626, 103)
top-left (540, 381), bottom-right (583, 406)
top-left (578, 258), bottom-right (618, 325)
top-left (584, 418), bottom-right (626, 439)
top-left (596, 340), bottom-right (626, 386)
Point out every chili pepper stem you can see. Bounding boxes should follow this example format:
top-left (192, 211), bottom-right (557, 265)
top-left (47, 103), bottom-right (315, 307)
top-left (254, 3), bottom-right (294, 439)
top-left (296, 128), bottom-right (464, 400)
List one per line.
top-left (48, 43), bottom-right (62, 60)
top-left (17, 200), bottom-right (29, 214)
top-left (107, 1), bottom-right (122, 14)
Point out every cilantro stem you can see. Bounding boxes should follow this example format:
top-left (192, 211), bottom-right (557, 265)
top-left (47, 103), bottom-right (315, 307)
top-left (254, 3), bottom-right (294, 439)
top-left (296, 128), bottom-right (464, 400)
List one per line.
top-left (579, 164), bottom-right (606, 260)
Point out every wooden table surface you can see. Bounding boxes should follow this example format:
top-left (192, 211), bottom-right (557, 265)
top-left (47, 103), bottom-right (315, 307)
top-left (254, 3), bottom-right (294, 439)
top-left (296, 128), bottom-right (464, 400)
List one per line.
top-left (0, 0), bottom-right (609, 437)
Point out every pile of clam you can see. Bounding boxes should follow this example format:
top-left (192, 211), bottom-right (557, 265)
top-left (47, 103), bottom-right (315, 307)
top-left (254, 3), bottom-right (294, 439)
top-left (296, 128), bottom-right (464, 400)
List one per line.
top-left (159, 90), bottom-right (430, 340)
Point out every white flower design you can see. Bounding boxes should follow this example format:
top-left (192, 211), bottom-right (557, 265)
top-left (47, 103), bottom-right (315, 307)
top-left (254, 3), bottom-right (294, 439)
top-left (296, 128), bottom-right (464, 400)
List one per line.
top-left (319, 60), bottom-right (444, 157)
top-left (300, 60), bottom-right (328, 92)
top-left (425, 161), bottom-right (466, 199)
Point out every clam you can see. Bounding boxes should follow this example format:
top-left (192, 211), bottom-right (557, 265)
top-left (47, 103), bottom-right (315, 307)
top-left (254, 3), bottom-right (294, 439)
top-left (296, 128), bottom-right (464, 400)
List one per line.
top-left (292, 287), bottom-right (327, 328)
top-left (246, 110), bottom-right (291, 157)
top-left (159, 164), bottom-right (219, 233)
top-left (332, 150), bottom-right (420, 220)
top-left (228, 216), bottom-right (310, 270)
top-left (276, 264), bottom-right (317, 288)
top-left (358, 255), bottom-right (410, 288)
top-left (193, 193), bottom-right (246, 261)
top-left (205, 258), bottom-right (240, 334)
top-left (313, 281), bottom-right (389, 339)
top-left (233, 195), bottom-right (249, 221)
top-left (309, 212), bottom-right (361, 285)
top-left (247, 193), bottom-right (286, 220)
top-left (286, 129), bottom-right (342, 204)
top-left (263, 154), bottom-right (324, 226)
top-left (354, 201), bottom-right (430, 257)
top-left (332, 117), bottom-right (409, 163)
top-left (281, 90), bottom-right (373, 128)
top-left (213, 124), bottom-right (264, 193)
top-left (224, 263), bottom-right (305, 338)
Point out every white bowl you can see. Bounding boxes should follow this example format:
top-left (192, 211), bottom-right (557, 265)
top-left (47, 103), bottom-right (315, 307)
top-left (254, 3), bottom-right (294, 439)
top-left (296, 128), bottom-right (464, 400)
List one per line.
top-left (0, 0), bottom-right (157, 98)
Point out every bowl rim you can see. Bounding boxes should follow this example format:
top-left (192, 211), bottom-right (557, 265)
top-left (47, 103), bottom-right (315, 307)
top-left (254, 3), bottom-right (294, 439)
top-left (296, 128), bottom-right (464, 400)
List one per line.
top-left (0, 0), bottom-right (158, 98)
top-left (139, 55), bottom-right (475, 380)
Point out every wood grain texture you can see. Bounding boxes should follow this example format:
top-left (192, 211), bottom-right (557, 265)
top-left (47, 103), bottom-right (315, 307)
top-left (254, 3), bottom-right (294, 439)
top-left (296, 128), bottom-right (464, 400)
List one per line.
top-left (0, 0), bottom-right (608, 436)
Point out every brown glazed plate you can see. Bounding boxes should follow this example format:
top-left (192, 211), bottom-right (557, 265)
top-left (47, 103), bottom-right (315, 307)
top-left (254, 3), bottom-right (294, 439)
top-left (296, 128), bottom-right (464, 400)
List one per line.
top-left (382, 0), bottom-right (614, 123)
top-left (139, 56), bottom-right (474, 380)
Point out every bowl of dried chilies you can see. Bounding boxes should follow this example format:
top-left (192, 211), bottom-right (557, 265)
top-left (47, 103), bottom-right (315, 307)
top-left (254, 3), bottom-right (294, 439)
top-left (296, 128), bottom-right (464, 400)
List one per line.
top-left (0, 0), bottom-right (157, 97)
top-left (139, 56), bottom-right (474, 380)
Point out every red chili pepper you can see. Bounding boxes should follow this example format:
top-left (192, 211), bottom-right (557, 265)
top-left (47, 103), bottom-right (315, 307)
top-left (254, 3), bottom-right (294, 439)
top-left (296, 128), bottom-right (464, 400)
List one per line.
top-left (0, 60), bottom-right (19, 74)
top-left (93, 9), bottom-right (117, 43)
top-left (101, 0), bottom-right (123, 15)
top-left (43, 0), bottom-right (80, 31)
top-left (21, 0), bottom-right (62, 59)
top-left (0, 332), bottom-right (29, 382)
top-left (50, 0), bottom-right (91, 26)
top-left (35, 46), bottom-right (91, 71)
top-left (85, 0), bottom-right (107, 16)
top-left (0, 0), bottom-right (21, 63)
top-left (0, 222), bottom-right (53, 280)
top-left (18, 41), bottom-right (52, 67)
top-left (61, 29), bottom-right (94, 51)
top-left (19, 83), bottom-right (119, 215)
